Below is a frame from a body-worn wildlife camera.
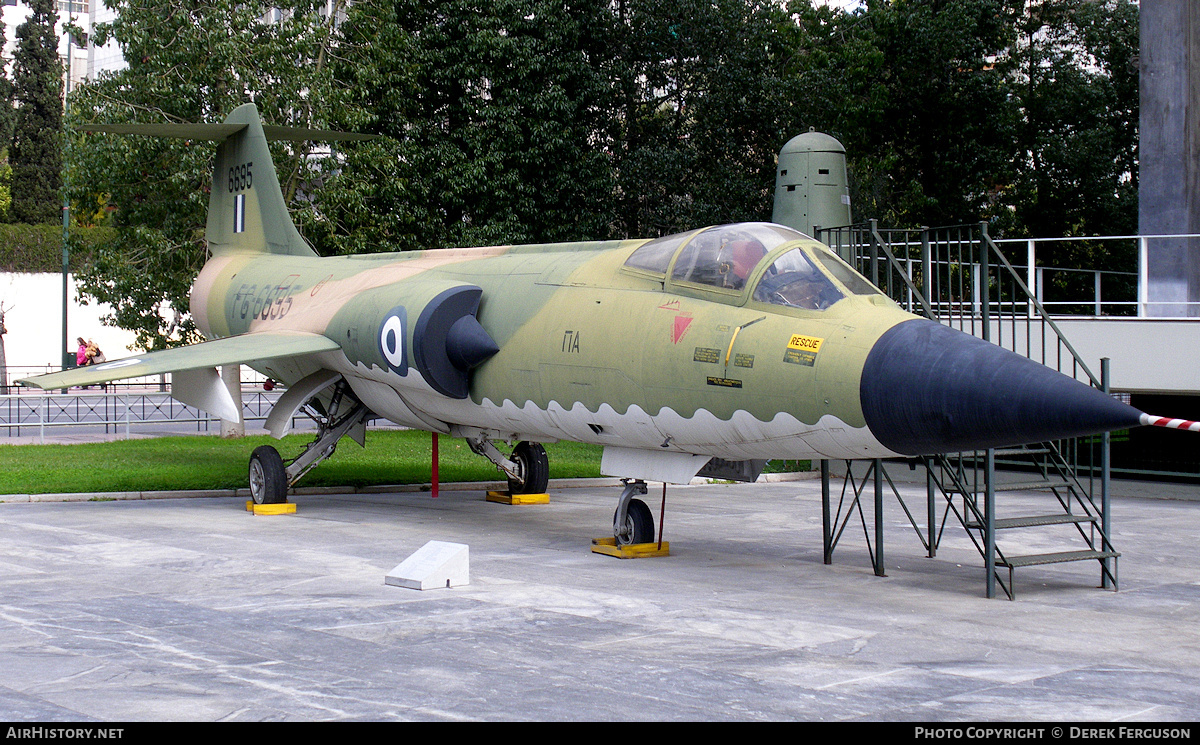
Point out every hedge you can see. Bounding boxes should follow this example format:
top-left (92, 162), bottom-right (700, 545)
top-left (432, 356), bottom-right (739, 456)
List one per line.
top-left (0, 224), bottom-right (115, 274)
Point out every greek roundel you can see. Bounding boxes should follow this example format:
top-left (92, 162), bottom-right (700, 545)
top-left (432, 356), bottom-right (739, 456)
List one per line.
top-left (378, 307), bottom-right (408, 375)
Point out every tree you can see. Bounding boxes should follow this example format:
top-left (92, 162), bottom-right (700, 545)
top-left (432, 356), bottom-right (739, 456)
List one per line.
top-left (68, 0), bottom-right (346, 350)
top-left (0, 18), bottom-right (15, 224)
top-left (316, 0), bottom-right (620, 255)
top-left (321, 0), bottom-right (799, 249)
top-left (1003, 0), bottom-right (1140, 238)
top-left (10, 0), bottom-right (62, 225)
top-left (604, 0), bottom-right (798, 236)
top-left (68, 0), bottom-right (1140, 348)
top-left (820, 0), bottom-right (1022, 228)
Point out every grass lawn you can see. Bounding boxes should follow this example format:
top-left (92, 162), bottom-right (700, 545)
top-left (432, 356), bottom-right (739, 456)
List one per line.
top-left (0, 430), bottom-right (605, 495)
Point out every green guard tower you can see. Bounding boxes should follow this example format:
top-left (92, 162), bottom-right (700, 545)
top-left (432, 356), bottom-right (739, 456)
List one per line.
top-left (772, 129), bottom-right (852, 258)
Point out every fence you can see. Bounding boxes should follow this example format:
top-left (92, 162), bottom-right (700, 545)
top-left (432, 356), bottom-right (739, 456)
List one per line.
top-left (821, 229), bottom-right (1200, 318)
top-left (0, 389), bottom-right (311, 443)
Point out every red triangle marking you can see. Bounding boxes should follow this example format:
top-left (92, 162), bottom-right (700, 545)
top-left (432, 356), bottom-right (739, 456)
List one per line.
top-left (672, 315), bottom-right (694, 344)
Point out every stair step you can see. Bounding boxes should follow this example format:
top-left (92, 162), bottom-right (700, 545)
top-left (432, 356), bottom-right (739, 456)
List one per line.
top-left (967, 513), bottom-right (1099, 530)
top-left (993, 447), bottom-right (1051, 456)
top-left (943, 479), bottom-right (1073, 496)
top-left (997, 549), bottom-right (1120, 568)
top-left (994, 479), bottom-right (1072, 492)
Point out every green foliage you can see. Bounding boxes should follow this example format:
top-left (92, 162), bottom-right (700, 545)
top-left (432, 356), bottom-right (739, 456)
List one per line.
top-left (0, 158), bottom-right (13, 222)
top-left (318, 0), bottom-right (800, 251)
top-left (798, 0), bottom-right (1138, 238)
top-left (606, 0), bottom-right (798, 235)
top-left (67, 0), bottom-right (1139, 342)
top-left (0, 223), bottom-right (113, 273)
top-left (68, 0), bottom-right (347, 350)
top-left (1000, 0), bottom-right (1140, 239)
top-left (317, 0), bottom-right (620, 253)
top-left (10, 0), bottom-right (62, 225)
top-left (844, 0), bottom-right (1021, 227)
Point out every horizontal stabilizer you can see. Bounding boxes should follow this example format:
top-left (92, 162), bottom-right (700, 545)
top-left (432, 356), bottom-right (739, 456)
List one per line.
top-left (18, 332), bottom-right (341, 390)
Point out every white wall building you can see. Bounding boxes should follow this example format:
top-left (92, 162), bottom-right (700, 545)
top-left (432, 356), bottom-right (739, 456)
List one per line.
top-left (0, 272), bottom-right (139, 371)
top-left (0, 0), bottom-right (126, 90)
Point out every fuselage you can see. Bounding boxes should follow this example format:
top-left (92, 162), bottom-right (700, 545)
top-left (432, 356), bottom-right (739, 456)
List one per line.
top-left (190, 223), bottom-right (919, 462)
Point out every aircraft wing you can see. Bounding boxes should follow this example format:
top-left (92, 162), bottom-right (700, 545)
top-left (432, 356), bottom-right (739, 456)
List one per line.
top-left (18, 331), bottom-right (340, 391)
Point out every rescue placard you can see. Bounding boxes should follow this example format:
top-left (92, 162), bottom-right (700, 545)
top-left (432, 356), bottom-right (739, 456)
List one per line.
top-left (787, 334), bottom-right (824, 353)
top-left (784, 334), bottom-right (824, 367)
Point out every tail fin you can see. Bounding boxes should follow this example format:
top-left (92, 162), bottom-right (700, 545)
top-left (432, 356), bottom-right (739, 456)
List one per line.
top-left (80, 103), bottom-right (372, 258)
top-left (206, 104), bottom-right (314, 257)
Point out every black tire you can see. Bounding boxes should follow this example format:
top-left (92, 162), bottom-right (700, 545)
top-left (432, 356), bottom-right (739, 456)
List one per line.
top-left (249, 445), bottom-right (288, 505)
top-left (508, 441), bottom-right (549, 495)
top-left (614, 498), bottom-right (655, 545)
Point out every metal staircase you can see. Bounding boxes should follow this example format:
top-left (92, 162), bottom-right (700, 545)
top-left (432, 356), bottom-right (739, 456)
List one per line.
top-left (815, 222), bottom-right (1119, 598)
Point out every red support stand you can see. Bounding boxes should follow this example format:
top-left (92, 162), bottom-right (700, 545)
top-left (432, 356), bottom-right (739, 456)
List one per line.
top-left (432, 432), bottom-right (439, 499)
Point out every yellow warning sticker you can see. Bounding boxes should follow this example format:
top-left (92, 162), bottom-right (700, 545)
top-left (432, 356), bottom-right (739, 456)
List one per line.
top-left (787, 334), bottom-right (824, 353)
top-left (784, 334), bottom-right (824, 367)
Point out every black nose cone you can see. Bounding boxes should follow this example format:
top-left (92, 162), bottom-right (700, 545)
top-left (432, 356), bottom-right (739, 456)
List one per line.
top-left (860, 319), bottom-right (1142, 455)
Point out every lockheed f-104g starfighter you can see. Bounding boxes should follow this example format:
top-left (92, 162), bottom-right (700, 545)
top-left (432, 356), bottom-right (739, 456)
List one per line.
top-left (21, 104), bottom-right (1148, 545)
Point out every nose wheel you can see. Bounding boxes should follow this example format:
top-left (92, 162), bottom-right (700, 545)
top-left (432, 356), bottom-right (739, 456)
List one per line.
top-left (613, 479), bottom-right (655, 545)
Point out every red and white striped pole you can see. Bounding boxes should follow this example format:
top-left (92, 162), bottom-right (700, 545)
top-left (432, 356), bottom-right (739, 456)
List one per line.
top-left (1140, 414), bottom-right (1200, 433)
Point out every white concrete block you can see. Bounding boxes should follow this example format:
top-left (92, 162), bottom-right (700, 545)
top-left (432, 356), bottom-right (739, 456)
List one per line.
top-left (385, 541), bottom-right (469, 590)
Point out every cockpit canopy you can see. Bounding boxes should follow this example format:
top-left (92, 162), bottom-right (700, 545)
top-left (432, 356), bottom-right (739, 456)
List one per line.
top-left (623, 222), bottom-right (881, 311)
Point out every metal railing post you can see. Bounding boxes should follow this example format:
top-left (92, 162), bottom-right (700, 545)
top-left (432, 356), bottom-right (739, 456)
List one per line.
top-left (980, 223), bottom-right (991, 343)
top-left (1138, 236), bottom-right (1149, 317)
top-left (927, 458), bottom-right (936, 557)
top-left (1101, 358), bottom-right (1114, 589)
top-left (921, 228), bottom-right (933, 318)
top-left (874, 459), bottom-right (885, 577)
top-left (1027, 239), bottom-right (1036, 318)
top-left (869, 219), bottom-right (880, 288)
top-left (985, 448), bottom-right (996, 598)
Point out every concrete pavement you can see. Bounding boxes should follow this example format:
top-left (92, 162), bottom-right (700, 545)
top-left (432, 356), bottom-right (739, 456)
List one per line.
top-left (0, 477), bottom-right (1198, 721)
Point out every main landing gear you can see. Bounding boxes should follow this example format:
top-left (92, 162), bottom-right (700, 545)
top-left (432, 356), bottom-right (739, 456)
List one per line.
top-left (461, 430), bottom-right (549, 495)
top-left (248, 381), bottom-right (371, 505)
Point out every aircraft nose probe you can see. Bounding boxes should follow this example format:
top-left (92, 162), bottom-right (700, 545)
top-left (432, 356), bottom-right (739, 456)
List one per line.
top-left (859, 318), bottom-right (1145, 456)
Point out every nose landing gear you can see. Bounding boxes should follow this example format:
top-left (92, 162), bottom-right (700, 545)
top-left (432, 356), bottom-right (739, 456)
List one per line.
top-left (613, 479), bottom-right (655, 545)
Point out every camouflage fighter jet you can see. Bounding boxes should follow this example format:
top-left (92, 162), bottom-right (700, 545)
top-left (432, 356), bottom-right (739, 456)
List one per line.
top-left (21, 105), bottom-right (1147, 544)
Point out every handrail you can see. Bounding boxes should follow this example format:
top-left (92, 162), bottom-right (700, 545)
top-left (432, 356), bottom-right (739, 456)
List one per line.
top-left (978, 226), bottom-right (1101, 387)
top-left (868, 220), bottom-right (936, 319)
